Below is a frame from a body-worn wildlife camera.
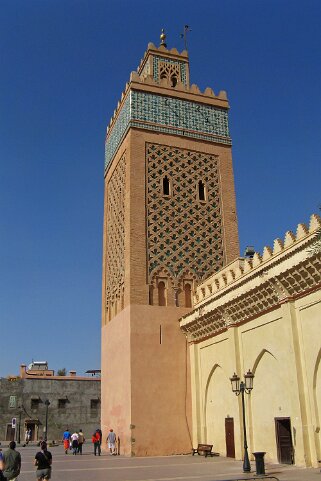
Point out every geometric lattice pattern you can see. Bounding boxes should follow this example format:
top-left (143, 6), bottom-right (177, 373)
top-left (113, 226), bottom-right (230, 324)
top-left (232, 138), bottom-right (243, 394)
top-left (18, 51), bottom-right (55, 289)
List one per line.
top-left (105, 153), bottom-right (126, 306)
top-left (153, 56), bottom-right (187, 85)
top-left (105, 91), bottom-right (230, 169)
top-left (146, 143), bottom-right (224, 283)
top-left (159, 60), bottom-right (180, 83)
top-left (181, 254), bottom-right (321, 342)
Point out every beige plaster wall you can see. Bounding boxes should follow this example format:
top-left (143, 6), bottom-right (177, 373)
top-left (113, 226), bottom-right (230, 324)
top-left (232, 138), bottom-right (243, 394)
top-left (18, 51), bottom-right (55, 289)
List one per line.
top-left (296, 292), bottom-right (321, 465)
top-left (190, 288), bottom-right (321, 467)
top-left (101, 307), bottom-right (132, 455)
top-left (101, 304), bottom-right (193, 456)
top-left (239, 308), bottom-right (302, 463)
top-left (130, 304), bottom-right (192, 456)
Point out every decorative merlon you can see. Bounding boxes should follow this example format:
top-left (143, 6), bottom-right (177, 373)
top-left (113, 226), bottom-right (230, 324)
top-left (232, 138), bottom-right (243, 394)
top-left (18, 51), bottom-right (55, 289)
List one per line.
top-left (190, 213), bottom-right (321, 306)
top-left (137, 43), bottom-right (189, 74)
top-left (106, 40), bottom-right (228, 139)
top-left (180, 249), bottom-right (321, 342)
top-left (106, 76), bottom-right (228, 136)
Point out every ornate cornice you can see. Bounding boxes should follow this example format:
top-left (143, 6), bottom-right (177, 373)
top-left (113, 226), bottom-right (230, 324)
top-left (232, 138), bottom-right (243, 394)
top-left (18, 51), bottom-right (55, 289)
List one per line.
top-left (180, 214), bottom-right (321, 343)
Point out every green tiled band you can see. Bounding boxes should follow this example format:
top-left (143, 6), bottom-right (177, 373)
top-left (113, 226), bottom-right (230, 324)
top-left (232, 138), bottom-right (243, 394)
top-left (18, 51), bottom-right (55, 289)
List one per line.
top-left (105, 91), bottom-right (230, 169)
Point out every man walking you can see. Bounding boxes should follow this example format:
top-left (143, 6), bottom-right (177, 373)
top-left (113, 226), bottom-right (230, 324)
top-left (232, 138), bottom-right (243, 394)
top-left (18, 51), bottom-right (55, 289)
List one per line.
top-left (77, 429), bottom-right (85, 455)
top-left (2, 441), bottom-right (21, 481)
top-left (107, 429), bottom-right (117, 455)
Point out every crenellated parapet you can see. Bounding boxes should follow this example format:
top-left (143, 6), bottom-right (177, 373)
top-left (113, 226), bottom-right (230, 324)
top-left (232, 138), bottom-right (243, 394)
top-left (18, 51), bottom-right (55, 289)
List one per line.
top-left (106, 69), bottom-right (229, 139)
top-left (105, 42), bottom-right (230, 171)
top-left (180, 213), bottom-right (321, 342)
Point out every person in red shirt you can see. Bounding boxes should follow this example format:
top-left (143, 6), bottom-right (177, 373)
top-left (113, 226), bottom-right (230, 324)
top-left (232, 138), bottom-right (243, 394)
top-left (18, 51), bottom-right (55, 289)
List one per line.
top-left (92, 431), bottom-right (101, 456)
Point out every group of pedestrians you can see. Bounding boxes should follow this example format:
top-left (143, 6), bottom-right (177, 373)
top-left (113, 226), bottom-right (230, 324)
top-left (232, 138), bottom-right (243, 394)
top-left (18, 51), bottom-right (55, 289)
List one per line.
top-left (92, 428), bottom-right (117, 456)
top-left (62, 428), bottom-right (85, 455)
top-left (0, 440), bottom-right (52, 481)
top-left (0, 427), bottom-right (117, 481)
top-left (62, 427), bottom-right (117, 456)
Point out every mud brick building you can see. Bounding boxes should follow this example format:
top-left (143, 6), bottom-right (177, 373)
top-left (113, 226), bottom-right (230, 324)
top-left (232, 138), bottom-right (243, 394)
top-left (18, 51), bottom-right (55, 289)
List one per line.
top-left (0, 363), bottom-right (101, 442)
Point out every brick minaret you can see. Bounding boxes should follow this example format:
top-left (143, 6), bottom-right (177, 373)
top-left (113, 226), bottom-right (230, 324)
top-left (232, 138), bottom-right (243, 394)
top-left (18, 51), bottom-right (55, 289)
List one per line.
top-left (101, 33), bottom-right (239, 456)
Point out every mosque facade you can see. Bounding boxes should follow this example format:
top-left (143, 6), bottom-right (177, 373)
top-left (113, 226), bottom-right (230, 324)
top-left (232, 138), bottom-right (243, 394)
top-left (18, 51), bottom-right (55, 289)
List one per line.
top-left (101, 33), bottom-right (321, 466)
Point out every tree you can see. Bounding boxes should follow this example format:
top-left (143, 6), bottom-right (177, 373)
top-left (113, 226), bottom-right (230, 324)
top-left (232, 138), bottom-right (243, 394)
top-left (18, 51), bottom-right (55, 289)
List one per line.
top-left (57, 368), bottom-right (66, 376)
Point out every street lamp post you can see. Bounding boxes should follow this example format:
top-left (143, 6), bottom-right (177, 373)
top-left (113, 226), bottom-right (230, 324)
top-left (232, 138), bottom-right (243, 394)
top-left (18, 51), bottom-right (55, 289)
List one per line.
top-left (230, 370), bottom-right (254, 473)
top-left (17, 406), bottom-right (22, 444)
top-left (44, 400), bottom-right (50, 442)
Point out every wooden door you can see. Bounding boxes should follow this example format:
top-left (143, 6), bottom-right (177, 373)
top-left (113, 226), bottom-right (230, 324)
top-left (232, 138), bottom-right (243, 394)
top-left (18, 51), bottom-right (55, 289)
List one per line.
top-left (225, 417), bottom-right (235, 458)
top-left (26, 422), bottom-right (37, 441)
top-left (6, 425), bottom-right (15, 441)
top-left (275, 418), bottom-right (293, 464)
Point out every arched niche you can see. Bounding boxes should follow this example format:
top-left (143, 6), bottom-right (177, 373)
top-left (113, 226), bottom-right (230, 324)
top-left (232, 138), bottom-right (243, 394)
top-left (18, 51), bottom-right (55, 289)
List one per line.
top-left (251, 349), bottom-right (286, 460)
top-left (313, 348), bottom-right (321, 460)
top-left (204, 364), bottom-right (234, 454)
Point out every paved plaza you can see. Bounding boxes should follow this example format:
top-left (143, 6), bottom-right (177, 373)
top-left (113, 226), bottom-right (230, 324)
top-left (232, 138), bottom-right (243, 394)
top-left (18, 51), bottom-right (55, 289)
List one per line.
top-left (10, 444), bottom-right (320, 481)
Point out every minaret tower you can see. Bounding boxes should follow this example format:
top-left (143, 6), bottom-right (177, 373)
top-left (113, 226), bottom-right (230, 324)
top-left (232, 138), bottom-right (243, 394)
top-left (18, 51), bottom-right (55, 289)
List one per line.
top-left (101, 31), bottom-right (239, 456)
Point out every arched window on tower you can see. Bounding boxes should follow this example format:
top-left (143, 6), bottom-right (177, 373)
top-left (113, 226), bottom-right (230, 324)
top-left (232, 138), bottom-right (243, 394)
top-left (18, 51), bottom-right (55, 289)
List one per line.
top-left (198, 180), bottom-right (206, 202)
top-left (163, 176), bottom-right (171, 196)
top-left (184, 283), bottom-right (192, 308)
top-left (149, 285), bottom-right (154, 306)
top-left (171, 75), bottom-right (177, 87)
top-left (158, 281), bottom-right (166, 306)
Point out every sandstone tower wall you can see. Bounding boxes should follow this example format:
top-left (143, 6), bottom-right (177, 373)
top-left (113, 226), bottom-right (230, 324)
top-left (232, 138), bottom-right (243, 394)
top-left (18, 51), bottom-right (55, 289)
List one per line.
top-left (101, 38), bottom-right (239, 455)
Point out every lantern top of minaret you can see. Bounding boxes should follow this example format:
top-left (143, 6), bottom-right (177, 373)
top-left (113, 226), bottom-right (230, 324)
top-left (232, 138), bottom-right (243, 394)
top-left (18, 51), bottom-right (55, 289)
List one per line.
top-left (135, 32), bottom-right (190, 89)
top-left (105, 34), bottom-right (229, 171)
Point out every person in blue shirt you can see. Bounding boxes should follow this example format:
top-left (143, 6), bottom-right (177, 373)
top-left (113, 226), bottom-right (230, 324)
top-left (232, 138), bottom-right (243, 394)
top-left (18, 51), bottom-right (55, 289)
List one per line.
top-left (61, 428), bottom-right (71, 454)
top-left (0, 448), bottom-right (4, 480)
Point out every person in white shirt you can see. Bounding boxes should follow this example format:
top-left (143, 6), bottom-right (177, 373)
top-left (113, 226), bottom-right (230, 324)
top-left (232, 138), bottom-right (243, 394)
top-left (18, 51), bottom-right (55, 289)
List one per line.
top-left (70, 432), bottom-right (79, 455)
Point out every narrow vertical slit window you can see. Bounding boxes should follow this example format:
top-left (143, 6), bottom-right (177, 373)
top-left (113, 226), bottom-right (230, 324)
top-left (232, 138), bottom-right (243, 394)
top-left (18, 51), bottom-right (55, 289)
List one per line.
top-left (158, 281), bottom-right (166, 306)
top-left (171, 75), bottom-right (177, 87)
top-left (159, 325), bottom-right (162, 344)
top-left (121, 288), bottom-right (124, 310)
top-left (198, 180), bottom-right (206, 201)
top-left (163, 176), bottom-right (170, 196)
top-left (184, 283), bottom-right (192, 308)
top-left (149, 285), bottom-right (154, 305)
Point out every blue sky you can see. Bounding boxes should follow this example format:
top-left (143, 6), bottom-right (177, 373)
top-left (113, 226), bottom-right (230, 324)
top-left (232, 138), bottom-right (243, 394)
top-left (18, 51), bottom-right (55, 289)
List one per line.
top-left (0, 0), bottom-right (320, 377)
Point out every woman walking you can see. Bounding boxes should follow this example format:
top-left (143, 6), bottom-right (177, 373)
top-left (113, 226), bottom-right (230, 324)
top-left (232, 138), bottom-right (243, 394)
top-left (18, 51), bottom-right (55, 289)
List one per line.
top-left (71, 431), bottom-right (79, 455)
top-left (34, 441), bottom-right (52, 481)
top-left (92, 431), bottom-right (101, 456)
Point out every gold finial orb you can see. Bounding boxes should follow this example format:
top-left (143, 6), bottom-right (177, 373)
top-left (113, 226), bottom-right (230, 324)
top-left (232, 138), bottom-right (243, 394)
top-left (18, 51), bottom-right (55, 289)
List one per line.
top-left (160, 28), bottom-right (167, 47)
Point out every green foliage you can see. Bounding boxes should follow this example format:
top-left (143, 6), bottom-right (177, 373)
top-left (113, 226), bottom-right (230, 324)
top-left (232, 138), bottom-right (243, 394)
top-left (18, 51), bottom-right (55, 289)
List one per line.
top-left (57, 368), bottom-right (67, 376)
